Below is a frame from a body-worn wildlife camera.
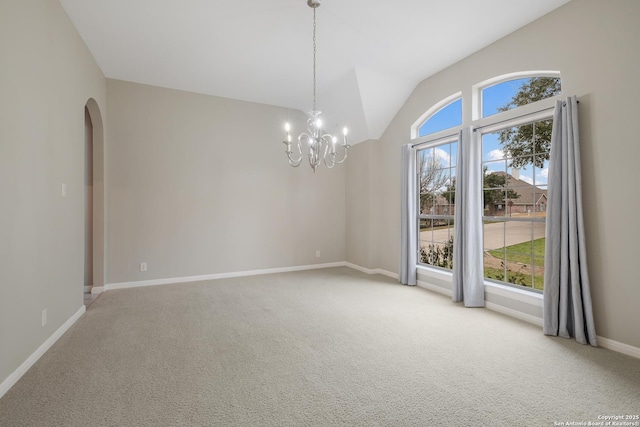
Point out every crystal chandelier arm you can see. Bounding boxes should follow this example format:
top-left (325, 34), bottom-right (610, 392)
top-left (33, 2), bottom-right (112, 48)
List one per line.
top-left (306, 133), bottom-right (321, 171)
top-left (319, 133), bottom-right (336, 168)
top-left (326, 144), bottom-right (349, 167)
top-left (283, 126), bottom-right (303, 167)
top-left (323, 128), bottom-right (350, 167)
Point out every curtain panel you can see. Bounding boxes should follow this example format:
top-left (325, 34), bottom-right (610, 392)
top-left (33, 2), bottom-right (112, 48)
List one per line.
top-left (543, 96), bottom-right (597, 346)
top-left (400, 144), bottom-right (417, 286)
top-left (452, 127), bottom-right (484, 307)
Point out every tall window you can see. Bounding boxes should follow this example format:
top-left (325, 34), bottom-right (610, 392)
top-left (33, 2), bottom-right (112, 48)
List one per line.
top-left (414, 72), bottom-right (561, 291)
top-left (417, 139), bottom-right (457, 269)
top-left (481, 118), bottom-right (551, 290)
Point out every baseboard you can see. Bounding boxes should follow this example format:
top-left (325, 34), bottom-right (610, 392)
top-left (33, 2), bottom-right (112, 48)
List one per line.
top-left (596, 336), bottom-right (640, 359)
top-left (417, 280), bottom-right (452, 297)
top-left (0, 305), bottom-right (86, 400)
top-left (83, 285), bottom-right (92, 293)
top-left (345, 262), bottom-right (398, 280)
top-left (90, 286), bottom-right (104, 295)
top-left (485, 301), bottom-right (544, 327)
top-left (106, 262), bottom-right (348, 291)
top-left (418, 280), bottom-right (544, 326)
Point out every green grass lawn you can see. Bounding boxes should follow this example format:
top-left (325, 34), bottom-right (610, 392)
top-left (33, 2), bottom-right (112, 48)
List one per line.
top-left (486, 237), bottom-right (545, 290)
top-left (489, 237), bottom-right (545, 268)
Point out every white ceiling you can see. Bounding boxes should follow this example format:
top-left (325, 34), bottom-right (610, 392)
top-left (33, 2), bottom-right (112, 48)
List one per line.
top-left (59, 0), bottom-right (569, 143)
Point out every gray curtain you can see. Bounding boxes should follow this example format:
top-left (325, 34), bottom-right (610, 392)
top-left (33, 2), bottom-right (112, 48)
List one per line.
top-left (452, 128), bottom-right (484, 306)
top-left (543, 96), bottom-right (597, 346)
top-left (400, 144), bottom-right (417, 285)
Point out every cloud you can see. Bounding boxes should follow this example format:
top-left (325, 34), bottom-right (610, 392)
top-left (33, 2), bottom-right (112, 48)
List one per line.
top-left (488, 149), bottom-right (505, 160)
top-left (433, 147), bottom-right (451, 167)
top-left (435, 147), bottom-right (450, 161)
top-left (540, 168), bottom-right (549, 178)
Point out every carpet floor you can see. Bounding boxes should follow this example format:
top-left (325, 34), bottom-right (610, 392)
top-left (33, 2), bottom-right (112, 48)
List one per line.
top-left (1, 267), bottom-right (638, 426)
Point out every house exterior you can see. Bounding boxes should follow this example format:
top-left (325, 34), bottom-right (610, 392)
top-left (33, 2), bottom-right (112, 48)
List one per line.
top-left (484, 171), bottom-right (548, 217)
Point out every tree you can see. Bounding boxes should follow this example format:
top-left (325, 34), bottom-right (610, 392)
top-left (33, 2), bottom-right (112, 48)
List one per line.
top-left (483, 168), bottom-right (519, 209)
top-left (435, 169), bottom-right (521, 212)
top-left (418, 151), bottom-right (449, 214)
top-left (441, 176), bottom-right (456, 206)
top-left (498, 77), bottom-right (560, 168)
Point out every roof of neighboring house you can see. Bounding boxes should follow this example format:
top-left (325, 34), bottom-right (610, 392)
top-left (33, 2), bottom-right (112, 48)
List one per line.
top-left (487, 171), bottom-right (548, 205)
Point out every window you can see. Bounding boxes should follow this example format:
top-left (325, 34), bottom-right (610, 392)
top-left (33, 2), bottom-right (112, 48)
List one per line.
top-left (417, 138), bottom-right (457, 270)
top-left (417, 98), bottom-right (462, 137)
top-left (413, 72), bottom-right (561, 291)
top-left (481, 76), bottom-right (561, 118)
top-left (481, 118), bottom-right (551, 291)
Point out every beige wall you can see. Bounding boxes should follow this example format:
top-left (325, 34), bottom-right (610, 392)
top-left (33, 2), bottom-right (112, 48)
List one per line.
top-left (106, 80), bottom-right (346, 284)
top-left (346, 0), bottom-right (640, 348)
top-left (0, 0), bottom-right (106, 383)
top-left (346, 140), bottom-right (382, 270)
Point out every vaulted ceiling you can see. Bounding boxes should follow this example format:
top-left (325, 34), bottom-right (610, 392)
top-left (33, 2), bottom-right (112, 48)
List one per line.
top-left (59, 0), bottom-right (569, 144)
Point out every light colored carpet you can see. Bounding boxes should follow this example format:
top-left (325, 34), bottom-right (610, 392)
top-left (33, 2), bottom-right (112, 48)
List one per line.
top-left (1, 267), bottom-right (638, 426)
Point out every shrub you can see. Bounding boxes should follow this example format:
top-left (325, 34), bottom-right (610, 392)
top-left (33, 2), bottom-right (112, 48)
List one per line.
top-left (420, 236), bottom-right (454, 269)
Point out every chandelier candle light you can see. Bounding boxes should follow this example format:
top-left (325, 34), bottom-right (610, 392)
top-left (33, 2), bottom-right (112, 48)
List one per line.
top-left (283, 0), bottom-right (349, 172)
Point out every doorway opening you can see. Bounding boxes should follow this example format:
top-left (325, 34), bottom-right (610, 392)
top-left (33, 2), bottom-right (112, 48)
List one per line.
top-left (84, 107), bottom-right (94, 305)
top-left (84, 99), bottom-right (105, 306)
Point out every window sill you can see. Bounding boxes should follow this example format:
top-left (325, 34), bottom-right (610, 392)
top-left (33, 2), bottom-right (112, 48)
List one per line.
top-left (416, 265), bottom-right (543, 326)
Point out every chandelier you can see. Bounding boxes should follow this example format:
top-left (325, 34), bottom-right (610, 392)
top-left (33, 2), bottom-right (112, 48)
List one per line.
top-left (282, 0), bottom-right (349, 172)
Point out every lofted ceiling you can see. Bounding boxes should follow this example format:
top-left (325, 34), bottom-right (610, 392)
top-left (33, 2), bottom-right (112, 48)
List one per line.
top-left (59, 0), bottom-right (569, 144)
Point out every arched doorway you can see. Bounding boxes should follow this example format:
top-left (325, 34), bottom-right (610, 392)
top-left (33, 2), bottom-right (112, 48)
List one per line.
top-left (84, 98), bottom-right (105, 303)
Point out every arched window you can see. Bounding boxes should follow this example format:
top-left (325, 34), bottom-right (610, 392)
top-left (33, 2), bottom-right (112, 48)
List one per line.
top-left (413, 94), bottom-right (462, 138)
top-left (412, 72), bottom-right (563, 290)
top-left (413, 94), bottom-right (461, 271)
top-left (473, 71), bottom-right (561, 120)
top-left (477, 72), bottom-right (560, 291)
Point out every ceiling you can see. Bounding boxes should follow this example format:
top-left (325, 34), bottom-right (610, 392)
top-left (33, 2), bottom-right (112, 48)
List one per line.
top-left (59, 0), bottom-right (569, 144)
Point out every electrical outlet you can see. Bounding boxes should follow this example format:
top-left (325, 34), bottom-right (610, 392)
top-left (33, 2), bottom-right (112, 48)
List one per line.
top-left (316, 250), bottom-right (321, 258)
top-left (140, 262), bottom-right (147, 272)
top-left (41, 309), bottom-right (47, 327)
top-left (61, 184), bottom-right (67, 197)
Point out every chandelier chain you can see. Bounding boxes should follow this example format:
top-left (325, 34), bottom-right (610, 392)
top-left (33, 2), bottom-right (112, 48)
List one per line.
top-left (312, 7), bottom-right (317, 113)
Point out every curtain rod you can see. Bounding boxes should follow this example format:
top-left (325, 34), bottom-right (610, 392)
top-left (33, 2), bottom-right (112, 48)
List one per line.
top-left (473, 105), bottom-right (555, 132)
top-left (473, 99), bottom-right (579, 132)
top-left (410, 131), bottom-right (459, 148)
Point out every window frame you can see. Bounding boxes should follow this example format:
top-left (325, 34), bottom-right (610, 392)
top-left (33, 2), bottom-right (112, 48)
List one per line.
top-left (415, 133), bottom-right (459, 271)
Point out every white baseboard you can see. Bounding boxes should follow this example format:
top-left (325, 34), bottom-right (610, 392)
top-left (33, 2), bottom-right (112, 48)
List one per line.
top-left (90, 286), bottom-right (104, 295)
top-left (106, 262), bottom-right (398, 292)
top-left (0, 305), bottom-right (86, 400)
top-left (345, 262), bottom-right (398, 280)
top-left (417, 280), bottom-right (452, 297)
top-left (596, 336), bottom-right (640, 359)
top-left (485, 301), bottom-right (544, 327)
top-left (83, 285), bottom-right (92, 293)
top-left (105, 262), bottom-right (348, 291)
